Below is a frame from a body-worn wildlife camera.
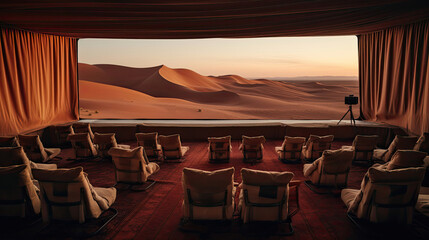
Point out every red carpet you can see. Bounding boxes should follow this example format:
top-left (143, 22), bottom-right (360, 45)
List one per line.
top-left (4, 140), bottom-right (429, 239)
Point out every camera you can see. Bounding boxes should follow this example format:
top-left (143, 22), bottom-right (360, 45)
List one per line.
top-left (345, 95), bottom-right (358, 105)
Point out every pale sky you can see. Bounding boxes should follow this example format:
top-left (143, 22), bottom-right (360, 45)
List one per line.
top-left (78, 36), bottom-right (358, 79)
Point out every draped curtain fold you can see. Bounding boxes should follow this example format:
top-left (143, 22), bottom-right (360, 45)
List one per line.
top-left (359, 19), bottom-right (429, 134)
top-left (0, 27), bottom-right (78, 135)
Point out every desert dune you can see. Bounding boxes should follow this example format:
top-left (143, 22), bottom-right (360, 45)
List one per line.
top-left (78, 63), bottom-right (359, 119)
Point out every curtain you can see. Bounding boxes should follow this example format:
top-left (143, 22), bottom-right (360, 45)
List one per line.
top-left (0, 27), bottom-right (78, 135)
top-left (359, 19), bottom-right (429, 135)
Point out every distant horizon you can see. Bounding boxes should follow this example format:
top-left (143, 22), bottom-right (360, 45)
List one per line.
top-left (79, 36), bottom-right (358, 78)
top-left (79, 62), bottom-right (358, 81)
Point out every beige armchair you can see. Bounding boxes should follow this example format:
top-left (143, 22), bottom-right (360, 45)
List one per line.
top-left (108, 147), bottom-right (159, 191)
top-left (373, 135), bottom-right (418, 162)
top-left (67, 133), bottom-right (98, 159)
top-left (93, 132), bottom-right (130, 159)
top-left (303, 149), bottom-right (354, 193)
top-left (208, 136), bottom-right (232, 163)
top-left (72, 122), bottom-right (95, 140)
top-left (18, 135), bottom-right (61, 163)
top-left (275, 136), bottom-right (306, 163)
top-left (0, 136), bottom-right (20, 147)
top-left (135, 132), bottom-right (162, 160)
top-left (239, 135), bottom-right (266, 163)
top-left (341, 135), bottom-right (378, 164)
top-left (158, 134), bottom-right (189, 162)
top-left (301, 135), bottom-right (334, 162)
top-left (181, 167), bottom-right (235, 222)
top-left (0, 146), bottom-right (57, 172)
top-left (341, 165), bottom-right (425, 224)
top-left (33, 167), bottom-right (117, 236)
top-left (0, 164), bottom-right (40, 218)
top-left (238, 168), bottom-right (295, 235)
top-left (414, 132), bottom-right (429, 154)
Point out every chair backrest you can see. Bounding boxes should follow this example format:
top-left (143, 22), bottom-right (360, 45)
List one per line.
top-left (18, 135), bottom-right (48, 163)
top-left (280, 136), bottom-right (306, 160)
top-left (241, 135), bottom-right (266, 160)
top-left (0, 136), bottom-right (20, 147)
top-left (72, 123), bottom-right (95, 140)
top-left (51, 125), bottom-right (74, 147)
top-left (182, 167), bottom-right (234, 220)
top-left (384, 135), bottom-right (418, 162)
top-left (385, 150), bottom-right (427, 170)
top-left (0, 146), bottom-right (34, 178)
top-left (305, 135), bottom-right (334, 160)
top-left (311, 149), bottom-right (354, 187)
top-left (0, 164), bottom-right (40, 217)
top-left (136, 132), bottom-right (159, 157)
top-left (108, 147), bottom-right (150, 183)
top-left (353, 166), bottom-right (425, 224)
top-left (32, 167), bottom-right (104, 223)
top-left (414, 132), bottom-right (429, 154)
top-left (67, 133), bottom-right (98, 158)
top-left (352, 135), bottom-right (378, 161)
top-left (208, 136), bottom-right (231, 160)
top-left (93, 133), bottom-right (118, 158)
top-left (159, 134), bottom-right (183, 159)
top-left (240, 168), bottom-right (294, 223)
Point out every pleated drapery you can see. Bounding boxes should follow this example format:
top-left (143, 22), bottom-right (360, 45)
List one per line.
top-left (359, 19), bottom-right (429, 134)
top-left (0, 27), bottom-right (78, 135)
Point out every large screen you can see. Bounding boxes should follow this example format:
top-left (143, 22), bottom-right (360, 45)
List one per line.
top-left (78, 37), bottom-right (359, 119)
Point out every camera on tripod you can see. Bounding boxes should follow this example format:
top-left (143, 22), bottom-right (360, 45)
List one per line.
top-left (345, 95), bottom-right (358, 105)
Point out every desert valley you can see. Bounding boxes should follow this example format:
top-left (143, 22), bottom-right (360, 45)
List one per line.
top-left (78, 63), bottom-right (359, 120)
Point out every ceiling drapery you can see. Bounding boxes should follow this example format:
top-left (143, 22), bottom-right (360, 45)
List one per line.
top-left (0, 0), bottom-right (429, 39)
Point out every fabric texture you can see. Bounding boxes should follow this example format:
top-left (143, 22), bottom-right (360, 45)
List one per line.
top-left (276, 136), bottom-right (306, 160)
top-left (67, 133), bottom-right (98, 158)
top-left (0, 27), bottom-right (78, 136)
top-left (135, 132), bottom-right (161, 159)
top-left (208, 136), bottom-right (231, 162)
top-left (302, 135), bottom-right (334, 160)
top-left (359, 19), bottom-right (429, 135)
top-left (0, 1), bottom-right (429, 38)
top-left (159, 134), bottom-right (189, 160)
top-left (386, 150), bottom-right (427, 170)
top-left (0, 136), bottom-right (20, 147)
top-left (182, 167), bottom-right (235, 220)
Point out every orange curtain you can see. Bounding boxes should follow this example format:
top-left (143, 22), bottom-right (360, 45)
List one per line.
top-left (0, 27), bottom-right (78, 135)
top-left (359, 19), bottom-right (429, 134)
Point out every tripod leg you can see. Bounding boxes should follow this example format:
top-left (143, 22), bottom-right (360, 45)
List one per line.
top-left (337, 109), bottom-right (351, 125)
top-left (349, 106), bottom-right (356, 126)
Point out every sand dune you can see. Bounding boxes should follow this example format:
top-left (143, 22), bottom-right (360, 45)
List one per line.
top-left (78, 63), bottom-right (359, 119)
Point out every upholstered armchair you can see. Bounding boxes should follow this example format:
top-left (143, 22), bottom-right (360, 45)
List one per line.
top-left (72, 122), bottom-right (95, 140)
top-left (93, 132), bottom-right (130, 159)
top-left (108, 147), bottom-right (159, 191)
top-left (238, 168), bottom-right (295, 235)
top-left (341, 135), bottom-right (378, 165)
top-left (67, 133), bottom-right (98, 159)
top-left (158, 134), bottom-right (189, 162)
top-left (373, 135), bottom-right (418, 162)
top-left (342, 150), bottom-right (427, 224)
top-left (33, 167), bottom-right (117, 236)
top-left (303, 149), bottom-right (354, 193)
top-left (239, 135), bottom-right (266, 163)
top-left (135, 132), bottom-right (162, 160)
top-left (48, 125), bottom-right (74, 147)
top-left (208, 136), bottom-right (232, 163)
top-left (0, 136), bottom-right (20, 147)
top-left (0, 164), bottom-right (41, 218)
top-left (181, 167), bottom-right (235, 221)
top-left (301, 135), bottom-right (334, 162)
top-left (275, 136), bottom-right (306, 163)
top-left (18, 135), bottom-right (61, 163)
top-left (0, 146), bottom-right (57, 171)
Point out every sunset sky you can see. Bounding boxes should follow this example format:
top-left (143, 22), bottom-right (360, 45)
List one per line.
top-left (79, 36), bottom-right (358, 79)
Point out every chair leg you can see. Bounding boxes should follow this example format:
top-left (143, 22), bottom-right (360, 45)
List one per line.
top-left (85, 208), bottom-right (118, 237)
top-left (304, 180), bottom-right (334, 195)
top-left (129, 179), bottom-right (156, 192)
top-left (278, 217), bottom-right (294, 236)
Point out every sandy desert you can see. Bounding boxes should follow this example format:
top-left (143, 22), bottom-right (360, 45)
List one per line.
top-left (78, 63), bottom-right (359, 120)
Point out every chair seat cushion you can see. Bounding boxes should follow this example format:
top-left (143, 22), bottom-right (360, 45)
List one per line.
top-left (45, 148), bottom-right (61, 160)
top-left (181, 146), bottom-right (190, 156)
top-left (146, 162), bottom-right (160, 175)
top-left (274, 146), bottom-right (282, 153)
top-left (118, 144), bottom-right (131, 149)
top-left (303, 163), bottom-right (317, 177)
top-left (93, 187), bottom-right (117, 210)
top-left (341, 188), bottom-right (360, 209)
top-left (30, 162), bottom-right (57, 170)
top-left (341, 145), bottom-right (353, 150)
top-left (373, 149), bottom-right (387, 160)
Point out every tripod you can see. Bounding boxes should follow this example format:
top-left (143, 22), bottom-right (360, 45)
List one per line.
top-left (337, 105), bottom-right (356, 126)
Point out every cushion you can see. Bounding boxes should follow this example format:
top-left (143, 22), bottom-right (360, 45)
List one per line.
top-left (32, 167), bottom-right (83, 182)
top-left (341, 188), bottom-right (360, 209)
top-left (0, 136), bottom-right (20, 147)
top-left (281, 136), bottom-right (306, 149)
top-left (368, 166), bottom-right (425, 183)
top-left (242, 135), bottom-right (266, 146)
top-left (414, 132), bottom-right (429, 154)
top-left (208, 136), bottom-right (231, 143)
top-left (159, 134), bottom-right (182, 148)
top-left (93, 132), bottom-right (117, 145)
top-left (386, 150), bottom-right (427, 170)
top-left (241, 168), bottom-right (294, 186)
top-left (136, 132), bottom-right (158, 143)
top-left (67, 132), bottom-right (91, 142)
top-left (108, 146), bottom-right (148, 164)
top-left (182, 167), bottom-right (234, 192)
top-left (321, 149), bottom-right (354, 173)
top-left (353, 135), bottom-right (378, 150)
top-left (385, 135), bottom-right (419, 161)
top-left (0, 146), bottom-right (31, 167)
